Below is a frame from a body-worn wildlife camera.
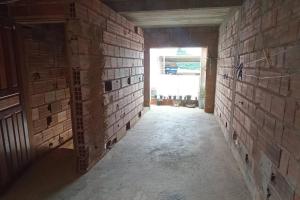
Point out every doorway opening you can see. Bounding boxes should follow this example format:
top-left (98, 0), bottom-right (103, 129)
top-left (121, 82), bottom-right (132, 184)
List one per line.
top-left (20, 23), bottom-right (78, 186)
top-left (21, 24), bottom-right (75, 155)
top-left (150, 47), bottom-right (207, 109)
top-left (0, 23), bottom-right (77, 193)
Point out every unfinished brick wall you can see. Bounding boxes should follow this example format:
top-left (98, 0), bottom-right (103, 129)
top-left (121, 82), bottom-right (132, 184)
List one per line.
top-left (66, 0), bottom-right (144, 172)
top-left (23, 24), bottom-right (72, 156)
top-left (215, 1), bottom-right (300, 200)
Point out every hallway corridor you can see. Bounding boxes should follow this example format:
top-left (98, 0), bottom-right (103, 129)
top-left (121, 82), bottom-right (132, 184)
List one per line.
top-left (3, 106), bottom-right (251, 200)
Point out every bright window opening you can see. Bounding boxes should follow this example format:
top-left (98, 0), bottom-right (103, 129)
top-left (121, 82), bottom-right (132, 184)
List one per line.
top-left (150, 47), bottom-right (207, 108)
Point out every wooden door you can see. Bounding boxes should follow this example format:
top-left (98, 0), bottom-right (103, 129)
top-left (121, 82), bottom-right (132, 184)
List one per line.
top-left (0, 23), bottom-right (31, 192)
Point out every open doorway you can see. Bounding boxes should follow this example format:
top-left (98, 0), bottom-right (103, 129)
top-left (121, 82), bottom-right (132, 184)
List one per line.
top-left (20, 23), bottom-right (77, 185)
top-left (20, 24), bottom-right (74, 156)
top-left (0, 23), bottom-right (77, 193)
top-left (150, 47), bottom-right (207, 109)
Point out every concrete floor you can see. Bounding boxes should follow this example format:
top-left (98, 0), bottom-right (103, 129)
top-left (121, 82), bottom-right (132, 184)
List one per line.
top-left (2, 106), bottom-right (251, 200)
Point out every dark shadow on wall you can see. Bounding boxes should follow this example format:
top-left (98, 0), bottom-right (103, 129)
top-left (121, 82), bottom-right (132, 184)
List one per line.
top-left (1, 146), bottom-right (79, 200)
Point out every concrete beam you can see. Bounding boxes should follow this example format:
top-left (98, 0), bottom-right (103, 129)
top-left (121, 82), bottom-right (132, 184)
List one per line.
top-left (103, 0), bottom-right (242, 12)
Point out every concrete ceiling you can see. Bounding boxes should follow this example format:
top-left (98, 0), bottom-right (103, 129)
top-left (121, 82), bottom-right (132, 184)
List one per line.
top-left (103, 0), bottom-right (242, 12)
top-left (120, 7), bottom-right (236, 28)
top-left (104, 0), bottom-right (242, 28)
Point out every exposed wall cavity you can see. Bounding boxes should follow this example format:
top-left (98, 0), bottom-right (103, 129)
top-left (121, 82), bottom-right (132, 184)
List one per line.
top-left (22, 24), bottom-right (72, 156)
top-left (215, 1), bottom-right (300, 200)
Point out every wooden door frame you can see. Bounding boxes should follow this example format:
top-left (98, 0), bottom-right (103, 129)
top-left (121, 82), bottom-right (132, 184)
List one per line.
top-left (0, 18), bottom-right (34, 160)
top-left (13, 23), bottom-right (35, 159)
top-left (0, 17), bottom-right (33, 193)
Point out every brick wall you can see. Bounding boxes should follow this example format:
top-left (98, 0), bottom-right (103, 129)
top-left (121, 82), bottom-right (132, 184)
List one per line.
top-left (215, 1), bottom-right (300, 200)
top-left (66, 0), bottom-right (144, 172)
top-left (23, 24), bottom-right (72, 156)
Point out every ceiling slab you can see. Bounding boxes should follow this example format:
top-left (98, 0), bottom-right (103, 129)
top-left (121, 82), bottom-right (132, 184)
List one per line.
top-left (120, 7), bottom-right (237, 28)
top-left (103, 0), bottom-right (242, 12)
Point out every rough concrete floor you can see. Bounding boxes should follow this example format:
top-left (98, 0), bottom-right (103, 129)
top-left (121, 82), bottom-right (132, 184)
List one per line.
top-left (2, 106), bottom-right (251, 200)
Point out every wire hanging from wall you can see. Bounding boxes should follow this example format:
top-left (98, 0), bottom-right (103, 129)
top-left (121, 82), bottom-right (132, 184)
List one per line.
top-left (202, 42), bottom-right (300, 80)
top-left (241, 73), bottom-right (296, 80)
top-left (235, 63), bottom-right (244, 80)
top-left (203, 43), bottom-right (300, 64)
